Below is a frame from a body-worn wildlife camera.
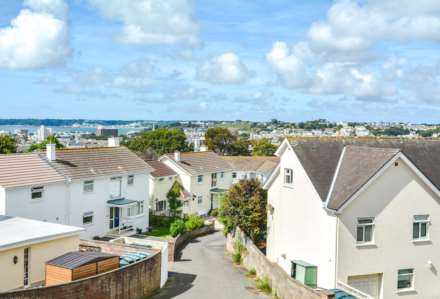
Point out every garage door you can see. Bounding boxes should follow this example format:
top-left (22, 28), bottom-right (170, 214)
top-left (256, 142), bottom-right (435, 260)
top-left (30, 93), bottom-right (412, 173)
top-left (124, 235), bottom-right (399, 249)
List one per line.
top-left (348, 274), bottom-right (381, 298)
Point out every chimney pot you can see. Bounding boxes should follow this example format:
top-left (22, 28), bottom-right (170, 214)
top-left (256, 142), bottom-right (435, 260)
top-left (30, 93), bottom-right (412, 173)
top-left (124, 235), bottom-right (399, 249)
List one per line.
top-left (108, 137), bottom-right (120, 147)
top-left (174, 151), bottom-right (181, 162)
top-left (46, 144), bottom-right (56, 161)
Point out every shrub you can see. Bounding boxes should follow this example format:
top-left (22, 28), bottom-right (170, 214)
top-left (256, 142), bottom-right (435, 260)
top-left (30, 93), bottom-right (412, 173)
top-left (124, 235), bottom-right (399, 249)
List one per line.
top-left (232, 238), bottom-right (244, 265)
top-left (232, 252), bottom-right (242, 264)
top-left (184, 215), bottom-right (204, 231)
top-left (170, 219), bottom-right (186, 237)
top-left (209, 208), bottom-right (218, 217)
top-left (256, 277), bottom-right (272, 294)
top-left (246, 268), bottom-right (256, 278)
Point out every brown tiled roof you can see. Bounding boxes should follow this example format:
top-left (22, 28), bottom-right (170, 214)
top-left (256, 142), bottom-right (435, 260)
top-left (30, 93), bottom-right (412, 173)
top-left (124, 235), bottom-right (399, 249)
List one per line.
top-left (43, 147), bottom-right (153, 180)
top-left (288, 137), bottom-right (440, 208)
top-left (223, 156), bottom-right (279, 175)
top-left (163, 151), bottom-right (232, 175)
top-left (0, 153), bottom-right (65, 188)
top-left (327, 146), bottom-right (399, 210)
top-left (145, 160), bottom-right (177, 177)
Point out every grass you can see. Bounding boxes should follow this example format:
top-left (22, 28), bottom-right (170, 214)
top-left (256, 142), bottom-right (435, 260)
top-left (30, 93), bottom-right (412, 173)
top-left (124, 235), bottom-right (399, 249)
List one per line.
top-left (245, 268), bottom-right (256, 278)
top-left (232, 252), bottom-right (242, 264)
top-left (143, 226), bottom-right (171, 238)
top-left (255, 277), bottom-right (272, 295)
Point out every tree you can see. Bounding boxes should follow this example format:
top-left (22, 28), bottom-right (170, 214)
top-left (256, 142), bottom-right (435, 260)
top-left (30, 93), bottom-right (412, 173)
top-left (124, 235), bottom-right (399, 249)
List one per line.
top-left (0, 134), bottom-right (17, 154)
top-left (252, 139), bottom-right (277, 156)
top-left (230, 139), bottom-right (251, 156)
top-left (28, 135), bottom-right (64, 152)
top-left (166, 181), bottom-right (183, 218)
top-left (126, 128), bottom-right (190, 157)
top-left (219, 179), bottom-right (267, 243)
top-left (205, 127), bottom-right (236, 155)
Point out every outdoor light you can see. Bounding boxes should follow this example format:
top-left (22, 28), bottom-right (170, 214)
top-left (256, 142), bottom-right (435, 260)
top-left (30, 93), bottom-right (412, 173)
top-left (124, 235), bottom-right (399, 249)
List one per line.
top-left (13, 256), bottom-right (18, 264)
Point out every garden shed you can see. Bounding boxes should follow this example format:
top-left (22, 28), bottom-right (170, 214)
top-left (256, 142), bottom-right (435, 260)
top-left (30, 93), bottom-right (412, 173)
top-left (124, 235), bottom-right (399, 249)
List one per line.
top-left (45, 251), bottom-right (119, 286)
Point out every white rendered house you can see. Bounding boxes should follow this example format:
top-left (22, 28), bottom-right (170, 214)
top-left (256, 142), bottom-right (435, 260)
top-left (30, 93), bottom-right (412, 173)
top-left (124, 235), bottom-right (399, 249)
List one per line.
top-left (0, 142), bottom-right (152, 239)
top-left (265, 138), bottom-right (440, 299)
top-left (222, 156), bottom-right (279, 185)
top-left (159, 151), bottom-right (233, 216)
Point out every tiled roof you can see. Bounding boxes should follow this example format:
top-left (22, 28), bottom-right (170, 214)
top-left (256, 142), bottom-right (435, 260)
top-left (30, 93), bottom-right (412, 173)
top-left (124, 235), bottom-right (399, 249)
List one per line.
top-left (145, 160), bottom-right (177, 177)
top-left (223, 156), bottom-right (279, 175)
top-left (163, 151), bottom-right (232, 175)
top-left (287, 137), bottom-right (440, 208)
top-left (0, 153), bottom-right (65, 188)
top-left (45, 147), bottom-right (153, 179)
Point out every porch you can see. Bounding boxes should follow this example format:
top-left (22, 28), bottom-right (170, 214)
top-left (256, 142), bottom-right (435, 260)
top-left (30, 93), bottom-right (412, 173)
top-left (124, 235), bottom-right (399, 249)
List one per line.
top-left (107, 198), bottom-right (146, 235)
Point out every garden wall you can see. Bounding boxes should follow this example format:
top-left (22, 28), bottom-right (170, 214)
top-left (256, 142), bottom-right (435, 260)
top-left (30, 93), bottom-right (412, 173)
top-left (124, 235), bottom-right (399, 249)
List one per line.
top-left (0, 240), bottom-right (162, 299)
top-left (170, 223), bottom-right (215, 261)
top-left (227, 228), bottom-right (335, 299)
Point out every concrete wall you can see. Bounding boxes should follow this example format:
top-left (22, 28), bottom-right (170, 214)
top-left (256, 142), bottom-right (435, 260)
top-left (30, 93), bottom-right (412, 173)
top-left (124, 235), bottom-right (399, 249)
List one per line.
top-left (0, 242), bottom-right (161, 299)
top-left (0, 235), bottom-right (79, 292)
top-left (267, 146), bottom-right (337, 289)
top-left (227, 228), bottom-right (334, 299)
top-left (337, 157), bottom-right (440, 299)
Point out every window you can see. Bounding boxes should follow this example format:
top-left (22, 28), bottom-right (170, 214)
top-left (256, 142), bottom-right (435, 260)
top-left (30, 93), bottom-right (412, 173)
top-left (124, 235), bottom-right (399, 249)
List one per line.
top-left (129, 201), bottom-right (145, 216)
top-left (397, 269), bottom-right (414, 290)
top-left (197, 175), bottom-right (203, 183)
top-left (83, 180), bottom-right (94, 192)
top-left (356, 218), bottom-right (374, 243)
top-left (284, 168), bottom-right (293, 185)
top-left (168, 176), bottom-right (173, 181)
top-left (23, 248), bottom-right (30, 287)
top-left (110, 177), bottom-right (122, 198)
top-left (232, 172), bottom-right (237, 179)
top-left (220, 172), bottom-right (224, 178)
top-left (413, 215), bottom-right (429, 240)
top-left (31, 186), bottom-right (43, 200)
top-left (156, 200), bottom-right (167, 212)
top-left (127, 175), bottom-right (134, 186)
top-left (159, 177), bottom-right (164, 182)
top-left (198, 195), bottom-right (203, 204)
top-left (211, 173), bottom-right (217, 187)
top-left (83, 212), bottom-right (94, 225)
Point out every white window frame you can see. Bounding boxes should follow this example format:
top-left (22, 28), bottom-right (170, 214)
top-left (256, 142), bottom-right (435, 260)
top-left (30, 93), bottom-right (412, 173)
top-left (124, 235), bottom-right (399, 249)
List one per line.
top-left (197, 175), bottom-right (203, 183)
top-left (110, 176), bottom-right (122, 198)
top-left (356, 217), bottom-right (375, 244)
top-left (413, 214), bottom-right (429, 241)
top-left (155, 200), bottom-right (167, 212)
top-left (397, 269), bottom-right (415, 291)
top-left (232, 172), bottom-right (237, 179)
top-left (284, 168), bottom-right (293, 185)
top-left (83, 180), bottom-right (94, 193)
top-left (31, 186), bottom-right (44, 200)
top-left (128, 201), bottom-right (145, 216)
top-left (197, 195), bottom-right (203, 204)
top-left (127, 175), bottom-right (134, 186)
top-left (220, 172), bottom-right (224, 179)
top-left (82, 211), bottom-right (94, 225)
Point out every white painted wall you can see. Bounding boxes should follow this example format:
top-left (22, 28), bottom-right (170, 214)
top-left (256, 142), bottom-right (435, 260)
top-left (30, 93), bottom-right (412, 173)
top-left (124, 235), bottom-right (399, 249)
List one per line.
top-left (231, 170), bottom-right (266, 185)
top-left (0, 187), bottom-right (5, 215)
top-left (267, 146), bottom-right (337, 289)
top-left (149, 174), bottom-right (176, 215)
top-left (337, 157), bottom-right (440, 299)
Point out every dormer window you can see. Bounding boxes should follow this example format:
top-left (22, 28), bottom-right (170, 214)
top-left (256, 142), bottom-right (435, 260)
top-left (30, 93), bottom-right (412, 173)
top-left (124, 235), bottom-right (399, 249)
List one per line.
top-left (284, 168), bottom-right (293, 185)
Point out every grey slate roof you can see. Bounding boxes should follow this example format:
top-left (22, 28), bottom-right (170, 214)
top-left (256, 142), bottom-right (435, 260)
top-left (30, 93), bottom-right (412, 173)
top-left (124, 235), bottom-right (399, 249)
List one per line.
top-left (163, 151), bottom-right (232, 175)
top-left (47, 251), bottom-right (118, 269)
top-left (326, 146), bottom-right (400, 210)
top-left (288, 138), bottom-right (440, 209)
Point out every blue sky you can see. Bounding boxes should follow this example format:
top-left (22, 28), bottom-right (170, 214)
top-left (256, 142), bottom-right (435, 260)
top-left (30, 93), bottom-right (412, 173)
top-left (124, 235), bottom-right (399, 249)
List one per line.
top-left (1, 0), bottom-right (440, 122)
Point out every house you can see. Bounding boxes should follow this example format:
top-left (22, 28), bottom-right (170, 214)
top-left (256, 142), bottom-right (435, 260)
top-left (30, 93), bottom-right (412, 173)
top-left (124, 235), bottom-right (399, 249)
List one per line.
top-left (0, 215), bottom-right (83, 291)
top-left (0, 141), bottom-right (152, 239)
top-left (145, 160), bottom-right (191, 216)
top-left (159, 151), bottom-right (233, 216)
top-left (222, 156), bottom-right (279, 185)
top-left (265, 137), bottom-right (440, 299)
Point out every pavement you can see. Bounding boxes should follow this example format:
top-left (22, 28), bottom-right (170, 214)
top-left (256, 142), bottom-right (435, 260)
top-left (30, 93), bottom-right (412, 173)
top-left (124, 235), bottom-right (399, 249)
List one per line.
top-left (150, 231), bottom-right (267, 299)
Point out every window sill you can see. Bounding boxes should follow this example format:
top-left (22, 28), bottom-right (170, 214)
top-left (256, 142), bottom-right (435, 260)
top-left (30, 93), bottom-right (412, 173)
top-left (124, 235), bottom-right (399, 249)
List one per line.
top-left (356, 242), bottom-right (377, 248)
top-left (396, 288), bottom-right (416, 295)
top-left (30, 198), bottom-right (44, 203)
top-left (283, 185), bottom-right (294, 189)
top-left (412, 239), bottom-right (431, 245)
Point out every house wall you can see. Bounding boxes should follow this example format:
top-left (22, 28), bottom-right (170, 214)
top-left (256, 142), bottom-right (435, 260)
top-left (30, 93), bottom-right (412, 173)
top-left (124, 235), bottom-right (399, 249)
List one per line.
top-left (0, 235), bottom-right (79, 292)
top-left (231, 171), bottom-right (266, 185)
top-left (149, 175), bottom-right (176, 215)
top-left (4, 183), bottom-right (68, 224)
top-left (69, 172), bottom-right (149, 239)
top-left (267, 147), bottom-right (337, 289)
top-left (0, 187), bottom-right (5, 215)
top-left (337, 157), bottom-right (440, 299)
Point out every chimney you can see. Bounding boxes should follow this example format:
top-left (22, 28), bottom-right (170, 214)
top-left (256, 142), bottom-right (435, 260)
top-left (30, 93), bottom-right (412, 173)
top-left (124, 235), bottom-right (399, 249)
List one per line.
top-left (199, 145), bottom-right (208, 152)
top-left (174, 151), bottom-right (181, 162)
top-left (46, 143), bottom-right (56, 161)
top-left (108, 137), bottom-right (120, 147)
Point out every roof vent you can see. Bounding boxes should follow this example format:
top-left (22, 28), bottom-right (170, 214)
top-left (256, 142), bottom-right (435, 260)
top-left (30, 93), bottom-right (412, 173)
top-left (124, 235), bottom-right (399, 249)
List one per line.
top-left (46, 144), bottom-right (56, 162)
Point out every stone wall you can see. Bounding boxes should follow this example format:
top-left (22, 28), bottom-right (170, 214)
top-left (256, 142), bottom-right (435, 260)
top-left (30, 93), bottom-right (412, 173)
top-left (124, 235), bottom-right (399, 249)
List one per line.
top-left (0, 241), bottom-right (162, 299)
top-left (227, 228), bottom-right (334, 299)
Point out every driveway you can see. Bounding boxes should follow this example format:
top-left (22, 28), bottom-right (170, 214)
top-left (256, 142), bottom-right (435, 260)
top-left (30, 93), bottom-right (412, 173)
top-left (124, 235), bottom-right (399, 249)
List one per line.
top-left (150, 231), bottom-right (267, 299)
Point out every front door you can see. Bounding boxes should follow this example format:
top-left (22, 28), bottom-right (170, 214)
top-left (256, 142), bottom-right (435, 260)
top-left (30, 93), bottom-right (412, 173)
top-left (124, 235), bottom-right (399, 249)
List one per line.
top-left (109, 207), bottom-right (120, 229)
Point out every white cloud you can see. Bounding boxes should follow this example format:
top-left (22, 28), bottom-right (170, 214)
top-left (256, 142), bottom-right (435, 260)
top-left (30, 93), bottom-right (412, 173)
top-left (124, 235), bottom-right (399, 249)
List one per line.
top-left (0, 0), bottom-right (69, 70)
top-left (89, 0), bottom-right (199, 46)
top-left (197, 52), bottom-right (253, 85)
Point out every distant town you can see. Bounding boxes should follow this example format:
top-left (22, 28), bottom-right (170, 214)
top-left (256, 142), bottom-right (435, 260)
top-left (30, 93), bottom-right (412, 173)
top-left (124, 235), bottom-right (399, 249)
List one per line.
top-left (1, 118), bottom-right (440, 152)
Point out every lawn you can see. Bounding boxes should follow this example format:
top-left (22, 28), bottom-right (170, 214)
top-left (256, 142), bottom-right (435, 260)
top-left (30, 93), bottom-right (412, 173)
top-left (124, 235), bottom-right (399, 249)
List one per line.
top-left (144, 226), bottom-right (172, 238)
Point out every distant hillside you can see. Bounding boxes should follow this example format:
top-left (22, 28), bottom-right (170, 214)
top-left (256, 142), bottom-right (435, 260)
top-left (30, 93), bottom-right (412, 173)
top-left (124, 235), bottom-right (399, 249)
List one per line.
top-left (0, 119), bottom-right (145, 126)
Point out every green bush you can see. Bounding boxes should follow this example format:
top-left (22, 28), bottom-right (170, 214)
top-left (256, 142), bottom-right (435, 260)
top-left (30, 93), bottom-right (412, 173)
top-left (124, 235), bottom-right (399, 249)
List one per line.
top-left (184, 215), bottom-right (205, 231)
top-left (246, 268), bottom-right (256, 278)
top-left (232, 252), bottom-right (242, 264)
top-left (170, 219), bottom-right (186, 237)
top-left (209, 208), bottom-right (218, 217)
top-left (149, 213), bottom-right (173, 227)
top-left (256, 277), bottom-right (272, 294)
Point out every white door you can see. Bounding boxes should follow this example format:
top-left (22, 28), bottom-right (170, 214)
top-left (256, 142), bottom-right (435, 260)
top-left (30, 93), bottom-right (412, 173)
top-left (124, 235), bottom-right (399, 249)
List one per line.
top-left (348, 274), bottom-right (381, 298)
